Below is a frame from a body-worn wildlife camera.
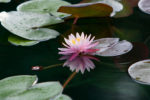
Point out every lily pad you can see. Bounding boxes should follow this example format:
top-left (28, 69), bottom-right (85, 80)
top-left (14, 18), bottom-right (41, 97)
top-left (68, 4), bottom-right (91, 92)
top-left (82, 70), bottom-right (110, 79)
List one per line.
top-left (17, 0), bottom-right (71, 18)
top-left (0, 75), bottom-right (37, 99)
top-left (94, 38), bottom-right (119, 53)
top-left (95, 39), bottom-right (133, 56)
top-left (128, 59), bottom-right (150, 85)
top-left (54, 94), bottom-right (72, 100)
top-left (0, 0), bottom-right (10, 3)
top-left (138, 0), bottom-right (150, 14)
top-left (58, 2), bottom-right (113, 18)
top-left (97, 0), bottom-right (123, 16)
top-left (0, 11), bottom-right (61, 41)
top-left (0, 75), bottom-right (72, 100)
top-left (114, 0), bottom-right (133, 18)
top-left (8, 35), bottom-right (39, 46)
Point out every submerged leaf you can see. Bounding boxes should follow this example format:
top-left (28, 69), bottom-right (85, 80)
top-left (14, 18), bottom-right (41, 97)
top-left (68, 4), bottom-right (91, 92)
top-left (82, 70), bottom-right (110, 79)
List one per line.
top-left (128, 59), bottom-right (150, 85)
top-left (17, 0), bottom-right (71, 18)
top-left (58, 2), bottom-right (113, 18)
top-left (8, 35), bottom-right (39, 46)
top-left (138, 0), bottom-right (150, 14)
top-left (0, 11), bottom-right (61, 41)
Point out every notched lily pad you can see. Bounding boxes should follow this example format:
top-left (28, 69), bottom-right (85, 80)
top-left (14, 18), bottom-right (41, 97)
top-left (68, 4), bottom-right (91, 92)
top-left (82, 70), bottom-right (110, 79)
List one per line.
top-left (0, 11), bottom-right (61, 41)
top-left (58, 2), bottom-right (113, 18)
top-left (138, 0), bottom-right (150, 14)
top-left (0, 75), bottom-right (37, 99)
top-left (8, 35), bottom-right (39, 46)
top-left (94, 0), bottom-right (123, 16)
top-left (95, 38), bottom-right (133, 56)
top-left (0, 75), bottom-right (72, 100)
top-left (128, 59), bottom-right (150, 85)
top-left (17, 0), bottom-right (71, 18)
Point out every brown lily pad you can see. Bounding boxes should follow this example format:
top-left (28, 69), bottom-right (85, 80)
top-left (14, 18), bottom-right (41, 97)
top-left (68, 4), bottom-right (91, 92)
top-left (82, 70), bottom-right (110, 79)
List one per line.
top-left (58, 3), bottom-right (113, 18)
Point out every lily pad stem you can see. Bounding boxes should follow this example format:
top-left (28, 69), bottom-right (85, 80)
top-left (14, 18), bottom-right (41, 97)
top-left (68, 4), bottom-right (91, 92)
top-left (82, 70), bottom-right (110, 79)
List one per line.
top-left (43, 63), bottom-right (63, 70)
top-left (73, 16), bottom-right (79, 24)
top-left (63, 71), bottom-right (77, 88)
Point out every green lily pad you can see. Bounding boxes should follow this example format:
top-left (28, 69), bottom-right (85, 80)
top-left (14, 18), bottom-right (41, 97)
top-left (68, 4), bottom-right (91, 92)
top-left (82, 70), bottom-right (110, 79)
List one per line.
top-left (54, 94), bottom-right (72, 100)
top-left (17, 0), bottom-right (71, 18)
top-left (0, 75), bottom-right (37, 99)
top-left (0, 11), bottom-right (61, 41)
top-left (8, 35), bottom-right (39, 46)
top-left (0, 75), bottom-right (72, 100)
top-left (6, 82), bottom-right (63, 100)
top-left (0, 0), bottom-right (11, 3)
top-left (58, 2), bottom-right (113, 18)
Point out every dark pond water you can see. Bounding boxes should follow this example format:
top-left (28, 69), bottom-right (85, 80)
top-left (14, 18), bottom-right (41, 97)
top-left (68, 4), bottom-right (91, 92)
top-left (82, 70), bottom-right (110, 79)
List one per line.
top-left (0, 0), bottom-right (150, 100)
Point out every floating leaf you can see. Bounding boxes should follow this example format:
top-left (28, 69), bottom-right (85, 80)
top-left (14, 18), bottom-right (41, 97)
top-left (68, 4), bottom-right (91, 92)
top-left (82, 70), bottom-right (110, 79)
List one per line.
top-left (54, 94), bottom-right (72, 100)
top-left (8, 35), bottom-right (39, 46)
top-left (94, 38), bottom-right (119, 53)
top-left (95, 39), bottom-right (133, 56)
top-left (99, 0), bottom-right (123, 16)
top-left (0, 11), bottom-right (63, 28)
top-left (0, 75), bottom-right (37, 99)
top-left (58, 2), bottom-right (113, 18)
top-left (138, 0), bottom-right (150, 14)
top-left (0, 75), bottom-right (72, 100)
top-left (0, 11), bottom-right (61, 41)
top-left (128, 59), bottom-right (150, 85)
top-left (0, 0), bottom-right (10, 3)
top-left (17, 0), bottom-right (71, 18)
top-left (114, 0), bottom-right (133, 17)
top-left (88, 0), bottom-right (123, 16)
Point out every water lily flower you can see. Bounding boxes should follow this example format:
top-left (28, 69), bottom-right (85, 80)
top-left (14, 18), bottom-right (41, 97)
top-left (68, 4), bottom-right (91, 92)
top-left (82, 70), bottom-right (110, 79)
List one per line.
top-left (58, 32), bottom-right (99, 73)
top-left (59, 32), bottom-right (133, 74)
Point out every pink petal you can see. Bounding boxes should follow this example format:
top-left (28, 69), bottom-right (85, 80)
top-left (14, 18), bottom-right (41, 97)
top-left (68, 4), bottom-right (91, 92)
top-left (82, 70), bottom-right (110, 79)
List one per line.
top-left (69, 52), bottom-right (80, 61)
top-left (85, 49), bottom-right (99, 53)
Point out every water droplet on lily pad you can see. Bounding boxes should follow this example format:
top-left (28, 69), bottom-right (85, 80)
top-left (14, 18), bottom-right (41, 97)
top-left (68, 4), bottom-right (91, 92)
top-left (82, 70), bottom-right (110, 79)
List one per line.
top-left (128, 59), bottom-right (150, 85)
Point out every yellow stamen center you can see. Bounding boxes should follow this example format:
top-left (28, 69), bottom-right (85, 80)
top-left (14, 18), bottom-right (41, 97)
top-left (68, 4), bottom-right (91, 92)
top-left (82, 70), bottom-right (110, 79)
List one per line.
top-left (72, 39), bottom-right (76, 44)
top-left (76, 38), bottom-right (80, 42)
top-left (71, 38), bottom-right (81, 45)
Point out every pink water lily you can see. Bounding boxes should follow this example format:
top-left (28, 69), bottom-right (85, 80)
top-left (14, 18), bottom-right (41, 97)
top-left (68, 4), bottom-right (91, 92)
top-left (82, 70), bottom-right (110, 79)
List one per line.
top-left (58, 32), bottom-right (99, 73)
